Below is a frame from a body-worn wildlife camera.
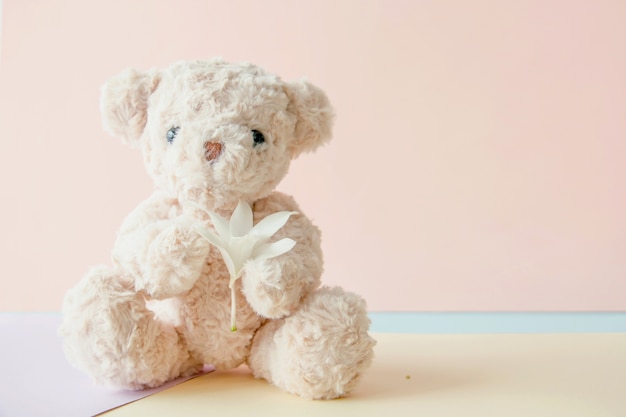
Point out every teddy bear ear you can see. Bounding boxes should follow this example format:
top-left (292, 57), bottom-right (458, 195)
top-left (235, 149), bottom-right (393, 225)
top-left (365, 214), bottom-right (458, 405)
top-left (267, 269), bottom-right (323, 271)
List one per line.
top-left (284, 79), bottom-right (335, 157)
top-left (100, 68), bottom-right (160, 148)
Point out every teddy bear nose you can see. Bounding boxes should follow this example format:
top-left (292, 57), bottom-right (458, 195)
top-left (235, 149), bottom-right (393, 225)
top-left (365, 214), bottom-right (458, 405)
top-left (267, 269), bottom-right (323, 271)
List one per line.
top-left (204, 141), bottom-right (223, 162)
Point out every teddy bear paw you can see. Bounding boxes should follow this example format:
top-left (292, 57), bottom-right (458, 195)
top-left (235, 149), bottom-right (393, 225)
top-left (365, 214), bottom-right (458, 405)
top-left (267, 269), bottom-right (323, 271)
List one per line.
top-left (138, 222), bottom-right (210, 299)
top-left (241, 258), bottom-right (294, 319)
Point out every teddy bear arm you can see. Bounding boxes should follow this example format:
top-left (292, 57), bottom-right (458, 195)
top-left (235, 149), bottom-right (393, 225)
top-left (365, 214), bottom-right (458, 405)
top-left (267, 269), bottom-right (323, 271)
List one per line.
top-left (112, 218), bottom-right (169, 280)
top-left (242, 193), bottom-right (323, 318)
top-left (112, 192), bottom-right (172, 277)
top-left (112, 192), bottom-right (210, 299)
top-left (112, 191), bottom-right (178, 274)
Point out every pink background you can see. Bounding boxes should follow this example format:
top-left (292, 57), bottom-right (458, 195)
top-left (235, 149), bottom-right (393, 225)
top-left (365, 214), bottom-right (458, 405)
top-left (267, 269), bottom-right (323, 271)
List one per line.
top-left (0, 0), bottom-right (624, 312)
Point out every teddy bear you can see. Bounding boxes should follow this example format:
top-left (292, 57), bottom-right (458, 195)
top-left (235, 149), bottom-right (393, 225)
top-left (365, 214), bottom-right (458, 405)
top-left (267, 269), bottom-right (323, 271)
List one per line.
top-left (59, 58), bottom-right (376, 400)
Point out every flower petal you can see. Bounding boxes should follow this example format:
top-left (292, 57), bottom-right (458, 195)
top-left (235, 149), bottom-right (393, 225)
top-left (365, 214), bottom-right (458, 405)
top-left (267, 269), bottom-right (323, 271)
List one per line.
top-left (208, 212), bottom-right (230, 242)
top-left (230, 200), bottom-right (253, 237)
top-left (195, 226), bottom-right (224, 249)
top-left (217, 246), bottom-right (237, 278)
top-left (196, 226), bottom-right (236, 277)
top-left (251, 211), bottom-right (297, 241)
top-left (229, 235), bottom-right (258, 274)
top-left (252, 238), bottom-right (296, 261)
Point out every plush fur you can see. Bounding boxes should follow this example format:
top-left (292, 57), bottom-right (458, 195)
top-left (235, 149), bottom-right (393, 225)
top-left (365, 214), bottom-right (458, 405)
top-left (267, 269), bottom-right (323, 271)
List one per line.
top-left (60, 59), bottom-right (375, 399)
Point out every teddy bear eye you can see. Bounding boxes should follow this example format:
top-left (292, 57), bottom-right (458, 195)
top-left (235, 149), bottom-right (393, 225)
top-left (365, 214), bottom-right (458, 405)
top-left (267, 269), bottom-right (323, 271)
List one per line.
top-left (251, 130), bottom-right (265, 147)
top-left (166, 127), bottom-right (180, 144)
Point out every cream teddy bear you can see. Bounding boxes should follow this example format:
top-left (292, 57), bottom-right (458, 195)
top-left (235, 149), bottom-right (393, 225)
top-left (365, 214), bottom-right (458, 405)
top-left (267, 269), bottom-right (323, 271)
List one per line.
top-left (60, 59), bottom-right (375, 400)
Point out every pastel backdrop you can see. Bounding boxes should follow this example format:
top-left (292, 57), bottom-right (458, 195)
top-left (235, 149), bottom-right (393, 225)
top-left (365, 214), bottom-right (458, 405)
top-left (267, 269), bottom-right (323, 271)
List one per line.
top-left (0, 0), bottom-right (624, 312)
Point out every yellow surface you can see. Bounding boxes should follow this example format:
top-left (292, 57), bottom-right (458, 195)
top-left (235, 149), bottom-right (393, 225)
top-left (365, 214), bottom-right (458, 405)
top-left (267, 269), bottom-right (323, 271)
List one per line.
top-left (106, 333), bottom-right (626, 417)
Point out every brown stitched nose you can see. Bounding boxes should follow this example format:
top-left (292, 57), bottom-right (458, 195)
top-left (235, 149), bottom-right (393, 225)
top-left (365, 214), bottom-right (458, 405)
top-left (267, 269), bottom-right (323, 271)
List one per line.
top-left (204, 141), bottom-right (223, 162)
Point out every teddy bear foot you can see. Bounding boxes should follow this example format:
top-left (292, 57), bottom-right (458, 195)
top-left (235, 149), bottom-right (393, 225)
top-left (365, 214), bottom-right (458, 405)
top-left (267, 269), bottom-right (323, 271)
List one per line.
top-left (247, 287), bottom-right (376, 400)
top-left (60, 265), bottom-right (197, 389)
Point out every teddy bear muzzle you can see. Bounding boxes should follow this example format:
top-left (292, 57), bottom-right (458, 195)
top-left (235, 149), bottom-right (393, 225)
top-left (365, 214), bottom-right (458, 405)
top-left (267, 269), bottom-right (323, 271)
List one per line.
top-left (204, 141), bottom-right (223, 162)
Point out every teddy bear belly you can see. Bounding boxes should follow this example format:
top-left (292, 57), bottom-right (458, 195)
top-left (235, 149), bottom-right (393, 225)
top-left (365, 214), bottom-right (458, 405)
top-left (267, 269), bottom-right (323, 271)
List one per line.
top-left (174, 272), bottom-right (263, 369)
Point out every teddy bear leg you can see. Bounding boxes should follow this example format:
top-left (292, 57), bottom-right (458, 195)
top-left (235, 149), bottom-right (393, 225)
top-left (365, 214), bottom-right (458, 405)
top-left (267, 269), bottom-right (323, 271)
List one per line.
top-left (60, 266), bottom-right (198, 389)
top-left (247, 287), bottom-right (376, 399)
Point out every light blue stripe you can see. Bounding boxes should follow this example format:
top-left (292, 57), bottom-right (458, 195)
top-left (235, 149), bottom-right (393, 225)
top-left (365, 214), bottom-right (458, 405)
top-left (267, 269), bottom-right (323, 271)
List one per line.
top-left (3, 312), bottom-right (625, 334)
top-left (368, 312), bottom-right (626, 334)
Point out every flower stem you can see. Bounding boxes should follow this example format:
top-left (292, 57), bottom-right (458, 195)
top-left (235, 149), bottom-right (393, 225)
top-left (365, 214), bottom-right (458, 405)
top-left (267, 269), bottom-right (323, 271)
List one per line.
top-left (230, 279), bottom-right (237, 332)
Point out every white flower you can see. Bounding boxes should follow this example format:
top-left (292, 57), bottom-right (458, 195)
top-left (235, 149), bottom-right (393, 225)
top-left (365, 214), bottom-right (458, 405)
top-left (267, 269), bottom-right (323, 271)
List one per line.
top-left (195, 200), bottom-right (297, 331)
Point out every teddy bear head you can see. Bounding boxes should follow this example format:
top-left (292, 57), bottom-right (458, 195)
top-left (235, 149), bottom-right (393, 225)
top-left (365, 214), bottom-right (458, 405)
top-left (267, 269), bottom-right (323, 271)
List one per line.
top-left (100, 59), bottom-right (334, 209)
